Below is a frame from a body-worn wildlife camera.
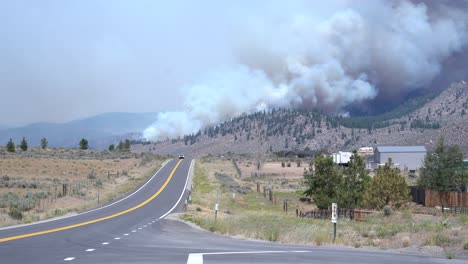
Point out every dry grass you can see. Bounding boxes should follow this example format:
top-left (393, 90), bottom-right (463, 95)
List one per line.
top-left (0, 148), bottom-right (165, 227)
top-left (183, 157), bottom-right (468, 259)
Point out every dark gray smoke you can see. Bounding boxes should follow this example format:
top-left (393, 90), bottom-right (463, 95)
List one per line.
top-left (144, 0), bottom-right (468, 140)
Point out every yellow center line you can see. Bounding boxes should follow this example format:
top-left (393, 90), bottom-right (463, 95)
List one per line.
top-left (0, 159), bottom-right (182, 243)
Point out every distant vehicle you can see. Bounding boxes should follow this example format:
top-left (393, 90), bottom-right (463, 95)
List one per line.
top-left (178, 154), bottom-right (184, 159)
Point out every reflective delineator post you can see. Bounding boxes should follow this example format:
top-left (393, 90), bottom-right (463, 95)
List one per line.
top-left (331, 202), bottom-right (337, 243)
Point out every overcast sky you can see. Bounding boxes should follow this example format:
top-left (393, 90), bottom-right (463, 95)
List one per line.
top-left (0, 0), bottom-right (247, 126)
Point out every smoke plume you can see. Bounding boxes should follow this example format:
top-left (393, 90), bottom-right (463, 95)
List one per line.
top-left (143, 0), bottom-right (468, 141)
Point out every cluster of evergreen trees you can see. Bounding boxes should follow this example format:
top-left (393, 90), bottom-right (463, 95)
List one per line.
top-left (303, 152), bottom-right (410, 209)
top-left (4, 137), bottom-right (48, 152)
top-left (4, 137), bottom-right (135, 152)
top-left (108, 139), bottom-right (131, 152)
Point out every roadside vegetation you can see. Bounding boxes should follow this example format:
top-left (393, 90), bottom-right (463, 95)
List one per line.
top-left (181, 155), bottom-right (468, 259)
top-left (0, 147), bottom-right (166, 227)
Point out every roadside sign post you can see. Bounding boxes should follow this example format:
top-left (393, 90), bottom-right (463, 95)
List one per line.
top-left (214, 189), bottom-right (219, 224)
top-left (331, 202), bottom-right (337, 243)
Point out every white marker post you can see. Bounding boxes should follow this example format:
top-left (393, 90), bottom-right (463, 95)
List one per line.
top-left (331, 202), bottom-right (337, 242)
top-left (214, 189), bottom-right (219, 224)
top-left (214, 203), bottom-right (219, 223)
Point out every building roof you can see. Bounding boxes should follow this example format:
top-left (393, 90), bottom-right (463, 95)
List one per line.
top-left (376, 146), bottom-right (427, 153)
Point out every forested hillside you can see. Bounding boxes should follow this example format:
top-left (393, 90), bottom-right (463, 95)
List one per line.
top-left (138, 82), bottom-right (468, 156)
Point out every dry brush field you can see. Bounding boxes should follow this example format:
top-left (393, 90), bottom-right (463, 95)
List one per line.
top-left (0, 147), bottom-right (165, 227)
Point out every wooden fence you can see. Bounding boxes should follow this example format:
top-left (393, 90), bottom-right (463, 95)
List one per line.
top-left (410, 187), bottom-right (468, 207)
top-left (297, 208), bottom-right (375, 221)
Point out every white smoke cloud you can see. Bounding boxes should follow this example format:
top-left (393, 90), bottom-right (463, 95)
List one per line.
top-left (144, 0), bottom-right (468, 141)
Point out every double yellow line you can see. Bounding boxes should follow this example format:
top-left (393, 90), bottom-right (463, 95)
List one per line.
top-left (0, 160), bottom-right (182, 243)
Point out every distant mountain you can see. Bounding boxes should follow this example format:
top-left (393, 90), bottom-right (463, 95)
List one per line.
top-left (137, 81), bottom-right (468, 156)
top-left (0, 112), bottom-right (157, 149)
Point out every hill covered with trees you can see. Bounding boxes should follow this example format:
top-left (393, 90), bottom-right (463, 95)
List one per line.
top-left (138, 81), bottom-right (468, 156)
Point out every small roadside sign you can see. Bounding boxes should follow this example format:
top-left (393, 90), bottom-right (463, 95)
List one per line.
top-left (331, 203), bottom-right (337, 223)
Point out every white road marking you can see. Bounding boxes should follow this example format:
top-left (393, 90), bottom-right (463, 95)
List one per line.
top-left (132, 230), bottom-right (137, 232)
top-left (186, 250), bottom-right (312, 264)
top-left (102, 242), bottom-right (109, 245)
top-left (144, 225), bottom-right (147, 227)
top-left (123, 233), bottom-right (129, 236)
top-left (138, 227), bottom-right (142, 230)
top-left (159, 159), bottom-right (194, 220)
top-left (114, 237), bottom-right (120, 240)
top-left (64, 257), bottom-right (75, 261)
top-left (0, 161), bottom-right (171, 232)
top-left (85, 249), bottom-right (95, 252)
top-left (148, 223), bottom-right (151, 225)
top-left (187, 254), bottom-right (203, 264)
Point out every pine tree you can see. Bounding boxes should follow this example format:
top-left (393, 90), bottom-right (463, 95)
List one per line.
top-left (79, 138), bottom-right (89, 150)
top-left (20, 137), bottom-right (28, 151)
top-left (40, 137), bottom-right (48, 150)
top-left (6, 138), bottom-right (15, 152)
top-left (124, 139), bottom-right (131, 151)
top-left (363, 158), bottom-right (410, 209)
top-left (418, 138), bottom-right (466, 192)
top-left (108, 144), bottom-right (115, 151)
top-left (337, 152), bottom-right (370, 209)
top-left (117, 141), bottom-right (124, 151)
top-left (304, 154), bottom-right (342, 209)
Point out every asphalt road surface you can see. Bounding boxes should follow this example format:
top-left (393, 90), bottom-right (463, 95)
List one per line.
top-left (0, 159), bottom-right (463, 264)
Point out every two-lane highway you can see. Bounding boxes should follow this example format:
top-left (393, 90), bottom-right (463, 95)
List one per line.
top-left (0, 159), bottom-right (192, 263)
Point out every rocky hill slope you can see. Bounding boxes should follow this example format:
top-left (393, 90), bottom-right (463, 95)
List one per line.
top-left (137, 82), bottom-right (468, 156)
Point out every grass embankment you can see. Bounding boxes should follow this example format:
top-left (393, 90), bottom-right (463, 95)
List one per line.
top-left (181, 159), bottom-right (468, 259)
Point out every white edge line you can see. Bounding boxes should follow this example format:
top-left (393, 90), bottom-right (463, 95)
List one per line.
top-left (202, 250), bottom-right (312, 255)
top-left (0, 160), bottom-right (171, 231)
top-left (186, 251), bottom-right (312, 264)
top-left (159, 159), bottom-right (194, 219)
top-left (64, 257), bottom-right (75, 261)
top-left (187, 253), bottom-right (203, 264)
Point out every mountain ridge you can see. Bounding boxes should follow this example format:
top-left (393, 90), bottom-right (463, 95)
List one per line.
top-left (0, 112), bottom-right (157, 149)
top-left (138, 81), bottom-right (468, 156)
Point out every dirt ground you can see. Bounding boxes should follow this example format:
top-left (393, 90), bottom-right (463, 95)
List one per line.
top-left (237, 160), bottom-right (306, 178)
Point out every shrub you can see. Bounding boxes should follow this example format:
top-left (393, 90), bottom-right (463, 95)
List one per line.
top-left (87, 170), bottom-right (97, 179)
top-left (8, 207), bottom-right (23, 220)
top-left (445, 251), bottom-right (455, 259)
top-left (383, 205), bottom-right (392, 216)
top-left (196, 207), bottom-right (202, 212)
top-left (464, 242), bottom-right (468, 250)
top-left (402, 236), bottom-right (410, 247)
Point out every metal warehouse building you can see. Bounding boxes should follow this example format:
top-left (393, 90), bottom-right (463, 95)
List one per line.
top-left (374, 146), bottom-right (427, 171)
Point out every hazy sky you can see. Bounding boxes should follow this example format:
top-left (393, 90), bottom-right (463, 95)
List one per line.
top-left (0, 0), bottom-right (244, 126)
